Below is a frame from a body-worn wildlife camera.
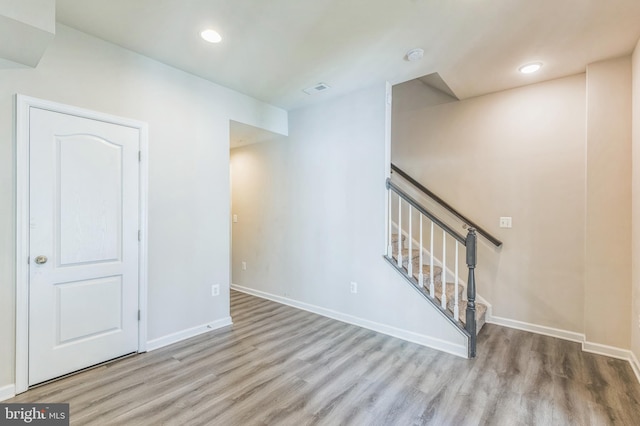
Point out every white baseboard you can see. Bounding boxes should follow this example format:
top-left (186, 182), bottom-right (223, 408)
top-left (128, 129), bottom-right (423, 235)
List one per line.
top-left (146, 317), bottom-right (233, 352)
top-left (630, 351), bottom-right (640, 384)
top-left (488, 315), bottom-right (585, 343)
top-left (0, 384), bottom-right (15, 402)
top-left (231, 284), bottom-right (468, 358)
top-left (582, 342), bottom-right (639, 384)
top-left (489, 315), bottom-right (640, 384)
top-left (582, 341), bottom-right (633, 361)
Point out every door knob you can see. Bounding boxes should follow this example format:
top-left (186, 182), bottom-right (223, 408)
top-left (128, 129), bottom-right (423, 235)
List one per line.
top-left (34, 255), bottom-right (48, 265)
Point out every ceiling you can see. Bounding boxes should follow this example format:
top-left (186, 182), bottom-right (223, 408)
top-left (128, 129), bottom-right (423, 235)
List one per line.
top-left (56, 0), bottom-right (640, 111)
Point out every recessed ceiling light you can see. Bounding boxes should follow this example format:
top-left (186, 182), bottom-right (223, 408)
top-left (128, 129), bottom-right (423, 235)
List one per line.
top-left (519, 62), bottom-right (542, 74)
top-left (201, 29), bottom-right (222, 43)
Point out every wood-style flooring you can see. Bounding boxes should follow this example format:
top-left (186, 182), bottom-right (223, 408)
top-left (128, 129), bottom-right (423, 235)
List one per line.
top-left (9, 290), bottom-right (640, 425)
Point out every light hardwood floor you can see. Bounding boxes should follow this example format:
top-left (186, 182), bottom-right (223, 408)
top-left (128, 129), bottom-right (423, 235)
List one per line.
top-left (9, 290), bottom-right (640, 425)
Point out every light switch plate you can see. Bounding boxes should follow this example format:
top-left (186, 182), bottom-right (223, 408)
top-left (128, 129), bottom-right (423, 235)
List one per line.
top-left (499, 217), bottom-right (512, 228)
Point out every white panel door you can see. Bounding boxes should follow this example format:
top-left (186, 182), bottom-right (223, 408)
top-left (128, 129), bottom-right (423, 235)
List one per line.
top-left (28, 107), bottom-right (140, 386)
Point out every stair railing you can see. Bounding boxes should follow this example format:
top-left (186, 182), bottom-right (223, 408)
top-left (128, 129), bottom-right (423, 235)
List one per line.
top-left (386, 178), bottom-right (478, 358)
top-left (391, 163), bottom-right (502, 248)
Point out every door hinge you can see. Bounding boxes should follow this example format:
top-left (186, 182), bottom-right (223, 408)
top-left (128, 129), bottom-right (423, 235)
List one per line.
top-left (138, 310), bottom-right (141, 321)
top-left (27, 256), bottom-right (30, 264)
top-left (138, 151), bottom-right (142, 162)
top-left (138, 230), bottom-right (141, 241)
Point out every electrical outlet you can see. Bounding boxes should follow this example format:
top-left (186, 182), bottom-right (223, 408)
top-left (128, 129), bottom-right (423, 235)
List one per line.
top-left (350, 281), bottom-right (358, 294)
top-left (499, 217), bottom-right (512, 228)
top-left (233, 214), bottom-right (238, 223)
top-left (242, 261), bottom-right (247, 270)
top-left (211, 284), bottom-right (220, 296)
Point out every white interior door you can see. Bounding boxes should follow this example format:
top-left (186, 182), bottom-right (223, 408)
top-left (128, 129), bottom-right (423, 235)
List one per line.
top-left (28, 107), bottom-right (140, 386)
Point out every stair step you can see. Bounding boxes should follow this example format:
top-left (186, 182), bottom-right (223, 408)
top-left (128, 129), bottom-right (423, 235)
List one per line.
top-left (391, 248), bottom-right (420, 266)
top-left (457, 301), bottom-right (487, 335)
top-left (391, 233), bottom-right (406, 246)
top-left (411, 263), bottom-right (443, 286)
top-left (430, 282), bottom-right (465, 310)
top-left (394, 260), bottom-right (465, 312)
top-left (387, 248), bottom-right (487, 337)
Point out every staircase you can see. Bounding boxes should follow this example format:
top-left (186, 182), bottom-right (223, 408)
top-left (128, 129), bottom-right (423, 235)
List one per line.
top-left (390, 233), bottom-right (487, 333)
top-left (384, 165), bottom-right (503, 358)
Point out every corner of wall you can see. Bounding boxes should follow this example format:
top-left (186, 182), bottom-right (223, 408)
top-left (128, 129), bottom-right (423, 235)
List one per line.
top-left (631, 351), bottom-right (640, 384)
top-left (631, 37), bottom-right (640, 364)
top-left (585, 55), bottom-right (633, 349)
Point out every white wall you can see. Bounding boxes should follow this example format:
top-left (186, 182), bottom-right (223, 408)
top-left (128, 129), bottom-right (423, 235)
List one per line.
top-left (393, 63), bottom-right (638, 352)
top-left (0, 24), bottom-right (287, 390)
top-left (585, 57), bottom-right (632, 349)
top-left (392, 75), bottom-right (588, 334)
top-left (632, 39), bottom-right (640, 364)
top-left (231, 85), bottom-right (467, 354)
top-left (0, 0), bottom-right (55, 67)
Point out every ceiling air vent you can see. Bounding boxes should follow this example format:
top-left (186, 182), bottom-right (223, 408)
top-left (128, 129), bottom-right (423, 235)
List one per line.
top-left (303, 83), bottom-right (330, 95)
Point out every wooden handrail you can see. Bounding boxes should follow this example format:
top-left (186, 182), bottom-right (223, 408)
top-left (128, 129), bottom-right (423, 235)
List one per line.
top-left (386, 179), bottom-right (467, 244)
top-left (390, 164), bottom-right (503, 247)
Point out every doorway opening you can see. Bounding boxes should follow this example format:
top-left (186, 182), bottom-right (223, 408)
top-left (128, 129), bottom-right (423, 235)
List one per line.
top-left (228, 120), bottom-right (288, 297)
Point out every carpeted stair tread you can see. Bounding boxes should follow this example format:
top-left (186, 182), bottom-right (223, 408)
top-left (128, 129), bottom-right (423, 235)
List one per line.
top-left (411, 263), bottom-right (443, 286)
top-left (430, 282), bottom-right (465, 310)
top-left (457, 300), bottom-right (487, 334)
top-left (391, 233), bottom-right (406, 246)
top-left (391, 248), bottom-right (420, 265)
top-left (387, 237), bottom-right (488, 337)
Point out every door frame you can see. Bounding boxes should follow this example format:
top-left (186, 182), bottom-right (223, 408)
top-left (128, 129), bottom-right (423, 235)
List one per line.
top-left (14, 94), bottom-right (149, 394)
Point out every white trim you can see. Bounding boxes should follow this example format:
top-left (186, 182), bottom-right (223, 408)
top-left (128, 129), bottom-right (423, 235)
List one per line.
top-left (582, 341), bottom-right (633, 362)
top-left (137, 124), bottom-right (149, 352)
top-left (231, 284), bottom-right (468, 358)
top-left (384, 81), bottom-right (392, 254)
top-left (15, 95), bottom-right (30, 394)
top-left (581, 342), bottom-right (640, 384)
top-left (146, 317), bottom-right (233, 352)
top-left (387, 223), bottom-right (640, 381)
top-left (14, 94), bottom-right (149, 393)
top-left (484, 316), bottom-right (640, 384)
top-left (0, 384), bottom-right (16, 402)
top-left (488, 315), bottom-right (585, 343)
top-left (630, 351), bottom-right (640, 384)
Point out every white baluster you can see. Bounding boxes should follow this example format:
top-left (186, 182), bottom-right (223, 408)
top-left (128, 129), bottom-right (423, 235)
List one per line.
top-left (418, 215), bottom-right (424, 288)
top-left (454, 241), bottom-right (459, 321)
top-left (441, 232), bottom-right (447, 309)
top-left (387, 190), bottom-right (392, 257)
top-left (397, 197), bottom-right (403, 267)
top-left (430, 221), bottom-right (434, 297)
top-left (408, 205), bottom-right (413, 277)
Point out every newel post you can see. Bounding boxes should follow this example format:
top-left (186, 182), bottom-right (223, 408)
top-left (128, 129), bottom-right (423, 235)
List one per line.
top-left (465, 227), bottom-right (477, 358)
